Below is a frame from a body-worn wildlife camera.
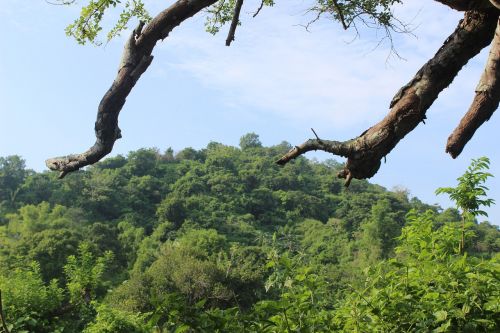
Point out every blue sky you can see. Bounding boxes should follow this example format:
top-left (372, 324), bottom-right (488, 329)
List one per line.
top-left (0, 0), bottom-right (499, 225)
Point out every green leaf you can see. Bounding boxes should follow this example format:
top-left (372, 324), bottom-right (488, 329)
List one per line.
top-left (174, 324), bottom-right (191, 333)
top-left (433, 310), bottom-right (447, 322)
top-left (433, 319), bottom-right (451, 332)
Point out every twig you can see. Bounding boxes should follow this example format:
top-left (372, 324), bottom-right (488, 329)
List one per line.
top-left (311, 128), bottom-right (321, 141)
top-left (446, 17), bottom-right (500, 158)
top-left (253, 0), bottom-right (265, 18)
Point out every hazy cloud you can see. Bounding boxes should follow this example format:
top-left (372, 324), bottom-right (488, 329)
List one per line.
top-left (154, 0), bottom-right (469, 129)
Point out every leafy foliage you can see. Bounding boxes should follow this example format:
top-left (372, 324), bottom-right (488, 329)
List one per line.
top-left (64, 243), bottom-right (114, 307)
top-left (82, 303), bottom-right (151, 333)
top-left (58, 0), bottom-right (408, 45)
top-left (436, 157), bottom-right (495, 218)
top-left (334, 211), bottom-right (499, 332)
top-left (0, 263), bottom-right (64, 333)
top-left (436, 156), bottom-right (495, 253)
top-left (311, 0), bottom-right (404, 30)
top-left (0, 137), bottom-right (498, 332)
top-left (62, 0), bottom-right (151, 45)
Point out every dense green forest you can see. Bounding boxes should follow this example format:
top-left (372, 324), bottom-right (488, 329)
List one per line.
top-left (0, 134), bottom-right (498, 332)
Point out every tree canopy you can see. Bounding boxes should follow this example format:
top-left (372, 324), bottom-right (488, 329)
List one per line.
top-left (0, 140), bottom-right (499, 331)
top-left (44, 0), bottom-right (500, 186)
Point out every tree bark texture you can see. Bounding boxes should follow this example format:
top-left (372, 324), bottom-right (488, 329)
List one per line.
top-left (46, 0), bottom-right (218, 178)
top-left (446, 17), bottom-right (500, 157)
top-left (277, 9), bottom-right (499, 184)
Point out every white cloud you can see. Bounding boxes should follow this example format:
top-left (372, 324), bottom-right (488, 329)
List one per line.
top-left (150, 0), bottom-right (469, 130)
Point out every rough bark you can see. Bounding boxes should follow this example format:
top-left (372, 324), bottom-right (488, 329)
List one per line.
top-left (277, 9), bottom-right (499, 185)
top-left (46, 0), bottom-right (218, 178)
top-left (446, 17), bottom-right (500, 157)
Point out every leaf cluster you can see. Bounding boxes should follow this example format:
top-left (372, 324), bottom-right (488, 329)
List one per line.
top-left (436, 157), bottom-right (495, 218)
top-left (63, 0), bottom-right (151, 45)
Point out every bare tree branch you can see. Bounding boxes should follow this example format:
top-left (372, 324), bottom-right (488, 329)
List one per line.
top-left (447, 17), bottom-right (500, 158)
top-left (46, 0), bottom-right (218, 177)
top-left (226, 0), bottom-right (244, 46)
top-left (253, 0), bottom-right (265, 18)
top-left (277, 9), bottom-right (499, 185)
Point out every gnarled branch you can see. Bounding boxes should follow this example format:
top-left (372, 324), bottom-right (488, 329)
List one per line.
top-left (447, 17), bottom-right (500, 158)
top-left (278, 9), bottom-right (499, 185)
top-left (46, 0), bottom-right (218, 178)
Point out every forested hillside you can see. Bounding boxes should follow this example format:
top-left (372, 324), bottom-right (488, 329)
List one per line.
top-left (0, 134), bottom-right (498, 332)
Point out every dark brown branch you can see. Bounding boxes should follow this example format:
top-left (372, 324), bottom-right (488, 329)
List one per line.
top-left (332, 0), bottom-right (348, 30)
top-left (46, 0), bottom-right (218, 177)
top-left (447, 17), bottom-right (500, 158)
top-left (0, 290), bottom-right (10, 333)
top-left (435, 0), bottom-right (500, 11)
top-left (278, 9), bottom-right (498, 184)
top-left (434, 0), bottom-right (475, 11)
top-left (136, 0), bottom-right (218, 49)
top-left (311, 128), bottom-right (321, 140)
top-left (226, 0), bottom-right (244, 46)
top-left (253, 0), bottom-right (265, 18)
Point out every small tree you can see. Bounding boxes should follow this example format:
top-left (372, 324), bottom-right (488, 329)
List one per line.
top-left (436, 157), bottom-right (495, 253)
top-left (64, 243), bottom-right (114, 308)
top-left (239, 133), bottom-right (262, 150)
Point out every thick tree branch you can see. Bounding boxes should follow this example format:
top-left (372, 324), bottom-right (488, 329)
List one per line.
top-left (446, 17), bottom-right (500, 158)
top-left (46, 0), bottom-right (218, 177)
top-left (278, 9), bottom-right (498, 184)
top-left (226, 0), bottom-right (244, 46)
